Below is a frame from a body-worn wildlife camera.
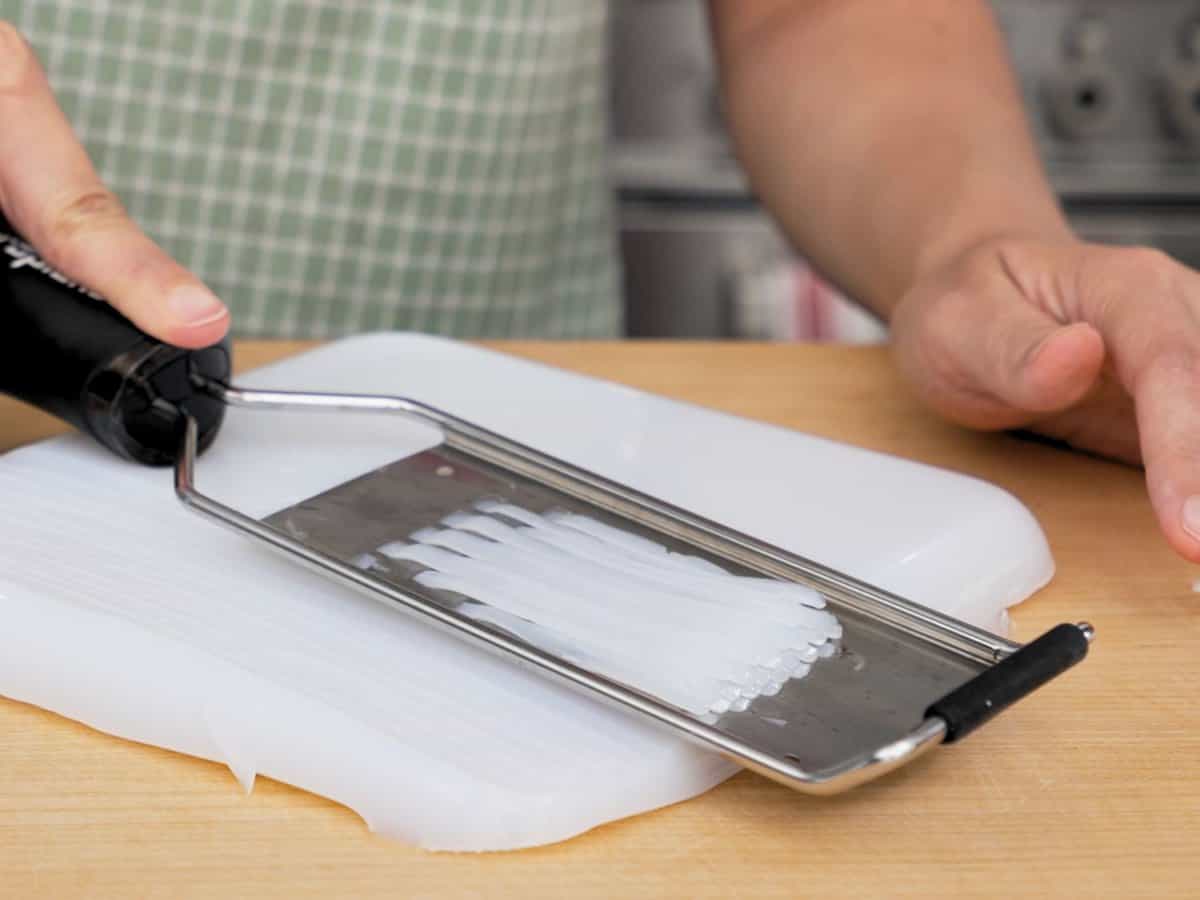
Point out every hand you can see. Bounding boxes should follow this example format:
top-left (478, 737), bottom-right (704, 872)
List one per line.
top-left (0, 22), bottom-right (228, 348)
top-left (892, 232), bottom-right (1200, 562)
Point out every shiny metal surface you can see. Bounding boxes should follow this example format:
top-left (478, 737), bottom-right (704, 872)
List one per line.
top-left (259, 445), bottom-right (976, 779)
top-left (172, 385), bottom-right (1047, 793)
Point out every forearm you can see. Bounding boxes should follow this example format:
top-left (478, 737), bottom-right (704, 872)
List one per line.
top-left (709, 0), bottom-right (1074, 316)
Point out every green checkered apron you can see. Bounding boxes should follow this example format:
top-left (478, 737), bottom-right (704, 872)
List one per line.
top-left (5, 1), bottom-right (620, 338)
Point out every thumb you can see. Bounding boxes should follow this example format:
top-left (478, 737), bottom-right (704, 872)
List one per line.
top-left (892, 276), bottom-right (1106, 431)
top-left (0, 23), bottom-right (229, 349)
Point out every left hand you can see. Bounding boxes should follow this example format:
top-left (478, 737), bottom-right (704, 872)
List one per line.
top-left (891, 234), bottom-right (1200, 562)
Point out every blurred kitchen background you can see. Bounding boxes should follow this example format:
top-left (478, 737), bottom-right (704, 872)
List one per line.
top-left (610, 0), bottom-right (1200, 341)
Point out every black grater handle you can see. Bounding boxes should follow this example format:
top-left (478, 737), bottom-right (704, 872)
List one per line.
top-left (0, 215), bottom-right (230, 465)
top-left (926, 623), bottom-right (1091, 742)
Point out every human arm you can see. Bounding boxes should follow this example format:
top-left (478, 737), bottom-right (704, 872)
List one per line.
top-left (709, 0), bottom-right (1200, 562)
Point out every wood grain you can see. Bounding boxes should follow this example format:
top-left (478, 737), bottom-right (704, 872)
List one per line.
top-left (1, 341), bottom-right (1196, 899)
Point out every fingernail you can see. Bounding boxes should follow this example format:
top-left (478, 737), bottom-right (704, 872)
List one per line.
top-left (1182, 496), bottom-right (1200, 541)
top-left (167, 285), bottom-right (227, 326)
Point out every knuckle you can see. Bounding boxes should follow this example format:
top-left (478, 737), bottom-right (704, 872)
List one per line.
top-left (0, 21), bottom-right (36, 93)
top-left (44, 189), bottom-right (128, 243)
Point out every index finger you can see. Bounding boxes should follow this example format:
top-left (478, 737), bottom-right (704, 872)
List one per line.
top-left (1132, 349), bottom-right (1200, 562)
top-left (1072, 246), bottom-right (1200, 561)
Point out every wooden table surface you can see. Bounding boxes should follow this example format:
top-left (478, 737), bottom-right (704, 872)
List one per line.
top-left (1, 341), bottom-right (1196, 899)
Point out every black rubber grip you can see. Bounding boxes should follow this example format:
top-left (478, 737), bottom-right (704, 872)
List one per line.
top-left (926, 623), bottom-right (1090, 743)
top-left (0, 215), bottom-right (230, 465)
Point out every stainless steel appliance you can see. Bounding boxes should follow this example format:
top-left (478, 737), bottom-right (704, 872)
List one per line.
top-left (611, 0), bottom-right (1200, 338)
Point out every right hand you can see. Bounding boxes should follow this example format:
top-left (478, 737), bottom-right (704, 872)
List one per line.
top-left (0, 21), bottom-right (229, 348)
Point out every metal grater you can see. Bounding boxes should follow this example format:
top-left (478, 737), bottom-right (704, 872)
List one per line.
top-left (173, 383), bottom-right (1092, 795)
